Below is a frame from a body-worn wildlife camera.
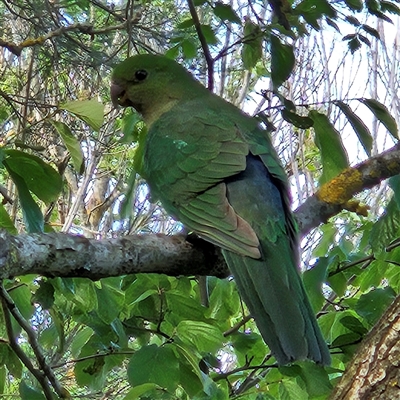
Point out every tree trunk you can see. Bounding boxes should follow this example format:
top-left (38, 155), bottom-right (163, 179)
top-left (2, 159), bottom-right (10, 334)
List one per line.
top-left (330, 295), bottom-right (400, 400)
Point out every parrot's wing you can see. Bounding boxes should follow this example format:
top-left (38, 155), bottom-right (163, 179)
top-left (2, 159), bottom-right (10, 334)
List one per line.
top-left (178, 182), bottom-right (261, 258)
top-left (143, 101), bottom-right (261, 258)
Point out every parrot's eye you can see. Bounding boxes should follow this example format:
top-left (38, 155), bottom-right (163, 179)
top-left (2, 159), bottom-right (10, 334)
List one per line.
top-left (135, 70), bottom-right (148, 81)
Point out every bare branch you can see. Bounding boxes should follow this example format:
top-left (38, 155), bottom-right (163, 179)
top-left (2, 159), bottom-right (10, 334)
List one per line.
top-left (0, 19), bottom-right (141, 56)
top-left (0, 285), bottom-right (64, 399)
top-left (187, 0), bottom-right (214, 91)
top-left (0, 231), bottom-right (228, 280)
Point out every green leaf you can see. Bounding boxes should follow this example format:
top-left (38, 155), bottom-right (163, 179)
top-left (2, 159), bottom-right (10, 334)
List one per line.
top-left (241, 19), bottom-right (263, 70)
top-left (4, 150), bottom-right (62, 203)
top-left (303, 259), bottom-right (328, 312)
top-left (358, 34), bottom-right (371, 46)
top-left (123, 384), bottom-right (159, 399)
top-left (50, 119), bottom-right (84, 174)
top-left (369, 197), bottom-right (400, 253)
top-left (200, 25), bottom-right (218, 45)
top-left (389, 175), bottom-right (400, 207)
top-left (178, 360), bottom-right (203, 397)
top-left (334, 101), bottom-right (373, 156)
top-left (3, 285), bottom-right (34, 345)
top-left (33, 281), bottom-right (55, 310)
top-left (207, 278), bottom-right (240, 323)
top-left (328, 270), bottom-right (348, 297)
top-left (0, 203), bottom-right (17, 234)
top-left (355, 287), bottom-right (396, 325)
top-left (361, 24), bottom-right (380, 39)
top-left (166, 291), bottom-right (207, 323)
top-left (213, 2), bottom-right (241, 23)
top-left (331, 332), bottom-right (361, 347)
top-left (0, 366), bottom-right (5, 394)
top-left (5, 166), bottom-right (44, 233)
top-left (369, 9), bottom-right (393, 23)
top-left (96, 283), bottom-right (125, 324)
top-left (231, 332), bottom-right (266, 366)
top-left (19, 381), bottom-right (46, 400)
top-left (120, 111), bottom-right (142, 143)
top-left (177, 18), bottom-right (194, 29)
top-left (381, 1), bottom-right (400, 15)
top-left (359, 98), bottom-right (398, 139)
top-left (345, 15), bottom-right (361, 26)
top-left (309, 110), bottom-right (349, 184)
top-left (312, 224), bottom-right (338, 257)
top-left (127, 344), bottom-right (179, 391)
top-left (366, 0), bottom-right (380, 12)
top-left (1, 344), bottom-right (22, 378)
top-left (344, 0), bottom-right (363, 11)
top-left (71, 327), bottom-right (93, 358)
top-left (295, 0), bottom-right (337, 30)
top-left (348, 36), bottom-right (362, 53)
top-left (74, 338), bottom-right (107, 389)
top-left (297, 362), bottom-right (333, 397)
top-left (339, 315), bottom-right (368, 335)
top-left (194, 376), bottom-right (229, 399)
top-left (60, 99), bottom-right (104, 131)
top-left (281, 108), bottom-right (314, 129)
top-left (48, 308), bottom-right (66, 354)
top-left (270, 34), bottom-right (295, 87)
top-left (355, 259), bottom-right (389, 292)
top-left (326, 17), bottom-right (340, 32)
top-left (165, 44), bottom-right (180, 59)
top-left (181, 38), bottom-right (198, 59)
top-left (176, 321), bottom-right (224, 353)
top-left (119, 169), bottom-right (138, 219)
top-left (279, 379), bottom-right (309, 400)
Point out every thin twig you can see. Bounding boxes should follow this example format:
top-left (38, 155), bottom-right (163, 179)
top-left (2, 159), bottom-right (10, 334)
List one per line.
top-left (0, 285), bottom-right (55, 399)
top-left (223, 315), bottom-right (252, 337)
top-left (0, 19), bottom-right (141, 56)
top-left (0, 283), bottom-right (65, 398)
top-left (187, 0), bottom-right (214, 91)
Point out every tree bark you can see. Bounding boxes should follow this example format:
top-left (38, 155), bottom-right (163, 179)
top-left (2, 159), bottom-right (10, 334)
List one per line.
top-left (330, 295), bottom-right (400, 400)
top-left (0, 230), bottom-right (228, 280)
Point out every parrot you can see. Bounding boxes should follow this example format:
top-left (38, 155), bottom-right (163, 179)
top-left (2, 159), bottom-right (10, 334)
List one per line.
top-left (110, 54), bottom-right (331, 365)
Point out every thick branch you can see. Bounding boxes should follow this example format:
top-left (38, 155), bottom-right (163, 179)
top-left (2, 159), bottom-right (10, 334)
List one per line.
top-left (296, 142), bottom-right (400, 236)
top-left (0, 231), bottom-right (228, 280)
top-left (1, 144), bottom-right (400, 280)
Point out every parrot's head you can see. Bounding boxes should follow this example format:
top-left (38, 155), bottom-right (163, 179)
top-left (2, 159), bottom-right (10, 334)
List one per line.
top-left (111, 54), bottom-right (207, 125)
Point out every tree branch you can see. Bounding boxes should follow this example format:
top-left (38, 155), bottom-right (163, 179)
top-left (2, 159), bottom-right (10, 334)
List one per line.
top-left (0, 18), bottom-right (141, 56)
top-left (296, 142), bottom-right (400, 236)
top-left (1, 145), bottom-right (400, 280)
top-left (187, 0), bottom-right (214, 91)
top-left (0, 285), bottom-right (61, 399)
top-left (0, 231), bottom-right (228, 280)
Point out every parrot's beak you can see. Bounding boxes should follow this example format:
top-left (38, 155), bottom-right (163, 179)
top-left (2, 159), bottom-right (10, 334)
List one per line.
top-left (110, 82), bottom-right (127, 108)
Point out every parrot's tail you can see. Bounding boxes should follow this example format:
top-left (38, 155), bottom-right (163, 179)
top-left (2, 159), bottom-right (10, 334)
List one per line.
top-left (222, 155), bottom-right (330, 365)
top-left (223, 249), bottom-right (331, 365)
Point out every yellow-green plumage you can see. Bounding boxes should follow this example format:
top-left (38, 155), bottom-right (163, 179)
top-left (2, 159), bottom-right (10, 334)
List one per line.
top-left (111, 54), bottom-right (330, 365)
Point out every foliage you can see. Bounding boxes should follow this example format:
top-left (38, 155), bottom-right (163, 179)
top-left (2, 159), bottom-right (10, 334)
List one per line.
top-left (0, 0), bottom-right (400, 398)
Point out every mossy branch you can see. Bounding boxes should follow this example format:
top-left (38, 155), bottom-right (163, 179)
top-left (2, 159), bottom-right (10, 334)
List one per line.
top-left (296, 142), bottom-right (400, 236)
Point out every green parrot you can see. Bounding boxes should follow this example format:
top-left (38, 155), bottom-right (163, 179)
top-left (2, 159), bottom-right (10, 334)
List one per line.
top-left (111, 54), bottom-right (330, 365)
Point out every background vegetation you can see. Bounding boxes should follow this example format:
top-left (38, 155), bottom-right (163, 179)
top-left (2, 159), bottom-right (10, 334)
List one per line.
top-left (1, 0), bottom-right (400, 398)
